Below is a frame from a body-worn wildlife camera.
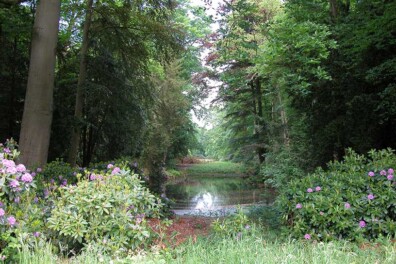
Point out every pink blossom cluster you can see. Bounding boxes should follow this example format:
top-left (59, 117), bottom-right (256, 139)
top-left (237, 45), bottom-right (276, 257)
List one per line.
top-left (1, 147), bottom-right (36, 198)
top-left (0, 203), bottom-right (17, 227)
top-left (368, 168), bottom-right (394, 180)
top-left (306, 186), bottom-right (322, 193)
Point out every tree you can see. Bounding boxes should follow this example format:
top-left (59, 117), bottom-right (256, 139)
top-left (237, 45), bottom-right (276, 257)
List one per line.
top-left (67, 0), bottom-right (94, 165)
top-left (143, 61), bottom-right (191, 194)
top-left (18, 0), bottom-right (61, 167)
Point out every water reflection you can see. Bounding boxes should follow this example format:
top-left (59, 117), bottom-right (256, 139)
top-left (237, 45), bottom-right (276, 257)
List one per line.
top-left (166, 176), bottom-right (268, 211)
top-left (193, 192), bottom-right (216, 210)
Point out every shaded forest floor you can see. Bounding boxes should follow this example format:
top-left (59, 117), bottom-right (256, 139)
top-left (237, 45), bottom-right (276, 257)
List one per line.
top-left (148, 216), bottom-right (215, 248)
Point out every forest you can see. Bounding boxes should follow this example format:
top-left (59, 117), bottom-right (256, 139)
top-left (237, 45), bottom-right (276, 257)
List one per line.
top-left (0, 0), bottom-right (396, 263)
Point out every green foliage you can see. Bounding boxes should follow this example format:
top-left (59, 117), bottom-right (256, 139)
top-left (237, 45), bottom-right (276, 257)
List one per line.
top-left (35, 159), bottom-right (77, 190)
top-left (47, 168), bottom-right (162, 255)
top-left (278, 149), bottom-right (396, 241)
top-left (212, 209), bottom-right (252, 237)
top-left (247, 205), bottom-right (282, 229)
top-left (0, 4), bottom-right (32, 141)
top-left (256, 13), bottom-right (336, 96)
top-left (261, 148), bottom-right (305, 189)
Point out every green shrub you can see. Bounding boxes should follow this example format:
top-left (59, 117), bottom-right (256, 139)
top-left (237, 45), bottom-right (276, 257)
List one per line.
top-left (211, 209), bottom-right (252, 238)
top-left (260, 148), bottom-right (305, 189)
top-left (278, 148), bottom-right (396, 241)
top-left (247, 205), bottom-right (282, 229)
top-left (89, 157), bottom-right (142, 177)
top-left (33, 159), bottom-right (78, 195)
top-left (47, 168), bottom-right (162, 255)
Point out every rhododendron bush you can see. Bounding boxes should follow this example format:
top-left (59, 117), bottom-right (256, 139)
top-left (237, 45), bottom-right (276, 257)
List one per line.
top-left (48, 167), bottom-right (163, 255)
top-left (0, 139), bottom-right (47, 261)
top-left (279, 149), bottom-right (396, 241)
top-left (0, 139), bottom-right (164, 260)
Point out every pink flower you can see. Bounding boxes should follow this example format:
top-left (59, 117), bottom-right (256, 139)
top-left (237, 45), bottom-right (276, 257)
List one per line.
top-left (380, 170), bottom-right (387, 176)
top-left (307, 188), bottom-right (313, 193)
top-left (33, 232), bottom-right (40, 237)
top-left (36, 168), bottom-right (42, 172)
top-left (315, 186), bottom-right (321, 192)
top-left (304, 234), bottom-right (311, 240)
top-left (9, 179), bottom-right (19, 188)
top-left (3, 148), bottom-right (10, 153)
top-left (388, 168), bottom-right (394, 174)
top-left (0, 208), bottom-right (5, 216)
top-left (367, 194), bottom-right (374, 200)
top-left (344, 202), bottom-right (351, 209)
top-left (320, 211), bottom-right (324, 215)
top-left (16, 164), bottom-right (26, 172)
top-left (6, 166), bottom-right (17, 175)
top-left (359, 220), bottom-right (366, 228)
top-left (90, 174), bottom-right (97, 181)
top-left (107, 164), bottom-right (114, 169)
top-left (111, 167), bottom-right (121, 175)
top-left (387, 174), bottom-right (394, 181)
top-left (2, 159), bottom-right (15, 168)
top-left (368, 171), bottom-right (375, 177)
top-left (21, 173), bottom-right (33, 183)
top-left (7, 216), bottom-right (16, 226)
top-left (296, 203), bottom-right (302, 209)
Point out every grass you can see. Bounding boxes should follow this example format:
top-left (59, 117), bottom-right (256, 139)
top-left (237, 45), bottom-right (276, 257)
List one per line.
top-left (16, 230), bottom-right (396, 264)
top-left (169, 234), bottom-right (396, 264)
top-left (185, 161), bottom-right (245, 177)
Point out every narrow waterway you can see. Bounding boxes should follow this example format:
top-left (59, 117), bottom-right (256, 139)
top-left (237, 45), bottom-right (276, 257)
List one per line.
top-left (165, 164), bottom-right (274, 216)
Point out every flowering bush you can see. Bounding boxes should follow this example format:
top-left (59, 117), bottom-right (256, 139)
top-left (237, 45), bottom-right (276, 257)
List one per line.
top-left (47, 167), bottom-right (162, 255)
top-left (279, 148), bottom-right (396, 241)
top-left (35, 159), bottom-right (77, 191)
top-left (0, 139), bottom-right (48, 262)
top-left (0, 139), bottom-right (36, 203)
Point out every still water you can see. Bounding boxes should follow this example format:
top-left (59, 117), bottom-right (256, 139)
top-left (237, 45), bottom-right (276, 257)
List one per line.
top-left (165, 175), bottom-right (269, 214)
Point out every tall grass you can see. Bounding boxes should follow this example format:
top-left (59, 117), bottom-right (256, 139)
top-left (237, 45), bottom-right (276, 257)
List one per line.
top-left (18, 243), bottom-right (59, 264)
top-left (17, 234), bottom-right (396, 264)
top-left (170, 234), bottom-right (396, 264)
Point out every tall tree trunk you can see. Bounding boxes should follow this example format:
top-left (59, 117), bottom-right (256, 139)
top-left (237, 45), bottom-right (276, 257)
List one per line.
top-left (329, 0), bottom-right (338, 19)
top-left (68, 0), bottom-right (94, 165)
top-left (19, 0), bottom-right (61, 168)
top-left (255, 77), bottom-right (265, 164)
top-left (251, 77), bottom-right (265, 164)
top-left (277, 89), bottom-right (290, 147)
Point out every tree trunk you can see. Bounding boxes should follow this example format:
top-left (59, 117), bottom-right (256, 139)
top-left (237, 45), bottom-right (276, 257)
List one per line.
top-left (19, 0), bottom-right (61, 168)
top-left (251, 77), bottom-right (265, 164)
top-left (329, 0), bottom-right (338, 19)
top-left (277, 90), bottom-right (290, 147)
top-left (68, 0), bottom-right (94, 165)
